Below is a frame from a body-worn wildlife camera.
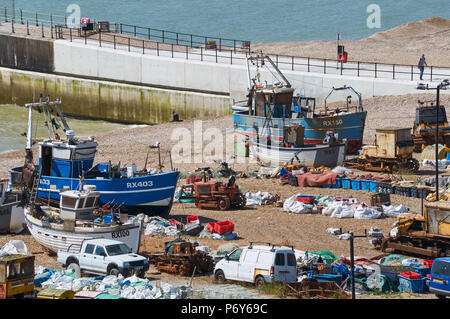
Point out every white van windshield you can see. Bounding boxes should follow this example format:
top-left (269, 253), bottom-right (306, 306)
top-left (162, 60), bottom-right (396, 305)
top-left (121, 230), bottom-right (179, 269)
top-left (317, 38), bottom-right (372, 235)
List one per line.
top-left (228, 249), bottom-right (243, 261)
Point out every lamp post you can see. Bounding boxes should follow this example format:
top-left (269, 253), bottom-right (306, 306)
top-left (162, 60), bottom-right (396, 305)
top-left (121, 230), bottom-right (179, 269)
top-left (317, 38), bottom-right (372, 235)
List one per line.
top-left (418, 79), bottom-right (450, 201)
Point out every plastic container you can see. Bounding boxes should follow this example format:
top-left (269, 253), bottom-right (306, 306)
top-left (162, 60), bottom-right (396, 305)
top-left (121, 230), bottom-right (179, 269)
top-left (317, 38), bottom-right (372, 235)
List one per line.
top-left (341, 178), bottom-right (351, 189)
top-left (413, 267), bottom-right (431, 277)
top-left (351, 179), bottom-right (361, 191)
top-left (214, 221), bottom-right (235, 235)
top-left (206, 222), bottom-right (216, 234)
top-left (399, 271), bottom-right (422, 280)
top-left (369, 180), bottom-right (378, 192)
top-left (103, 214), bottom-right (112, 223)
top-left (360, 180), bottom-right (370, 191)
top-left (332, 178), bottom-right (342, 189)
top-left (187, 215), bottom-right (198, 223)
top-left (398, 276), bottom-right (426, 293)
top-left (423, 260), bottom-right (434, 268)
top-left (410, 187), bottom-right (418, 198)
top-left (370, 193), bottom-right (391, 206)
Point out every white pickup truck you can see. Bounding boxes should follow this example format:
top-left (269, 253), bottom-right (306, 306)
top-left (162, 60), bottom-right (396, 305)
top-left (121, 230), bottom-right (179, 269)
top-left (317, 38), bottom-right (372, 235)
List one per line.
top-left (57, 238), bottom-right (149, 277)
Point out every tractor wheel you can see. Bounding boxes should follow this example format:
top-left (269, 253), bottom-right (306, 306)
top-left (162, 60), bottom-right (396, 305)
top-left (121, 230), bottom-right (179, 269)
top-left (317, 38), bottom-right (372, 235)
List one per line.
top-left (218, 198), bottom-right (231, 211)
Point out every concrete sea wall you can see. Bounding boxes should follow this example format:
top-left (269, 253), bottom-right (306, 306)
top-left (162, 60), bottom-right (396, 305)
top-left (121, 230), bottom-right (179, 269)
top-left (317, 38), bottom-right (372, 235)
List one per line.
top-left (0, 67), bottom-right (230, 124)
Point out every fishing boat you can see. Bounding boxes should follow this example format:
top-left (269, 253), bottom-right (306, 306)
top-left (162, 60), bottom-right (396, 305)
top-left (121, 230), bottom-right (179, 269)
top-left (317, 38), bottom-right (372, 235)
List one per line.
top-left (250, 139), bottom-right (347, 167)
top-left (24, 185), bottom-right (141, 254)
top-left (8, 97), bottom-right (179, 215)
top-left (232, 54), bottom-right (367, 154)
top-left (0, 180), bottom-right (24, 234)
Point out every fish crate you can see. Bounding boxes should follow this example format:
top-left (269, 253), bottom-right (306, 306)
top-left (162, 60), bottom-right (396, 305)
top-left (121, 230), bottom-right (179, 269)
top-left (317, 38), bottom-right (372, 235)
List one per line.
top-left (417, 188), bottom-right (432, 199)
top-left (331, 178), bottom-right (342, 189)
top-left (370, 193), bottom-right (391, 206)
top-left (394, 186), bottom-right (411, 197)
top-left (413, 267), bottom-right (431, 277)
top-left (351, 179), bottom-right (361, 190)
top-left (369, 180), bottom-right (378, 192)
top-left (409, 187), bottom-right (418, 198)
top-left (376, 182), bottom-right (393, 195)
top-left (341, 178), bottom-right (351, 189)
top-left (398, 275), bottom-right (426, 293)
top-left (360, 180), bottom-right (370, 191)
top-left (312, 274), bottom-right (342, 285)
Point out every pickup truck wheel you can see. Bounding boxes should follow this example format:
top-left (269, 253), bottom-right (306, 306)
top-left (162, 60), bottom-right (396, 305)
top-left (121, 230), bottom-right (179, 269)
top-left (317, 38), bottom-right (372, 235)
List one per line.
top-left (109, 267), bottom-right (120, 277)
top-left (67, 263), bottom-right (81, 277)
top-left (255, 276), bottom-right (265, 290)
top-left (214, 270), bottom-right (225, 284)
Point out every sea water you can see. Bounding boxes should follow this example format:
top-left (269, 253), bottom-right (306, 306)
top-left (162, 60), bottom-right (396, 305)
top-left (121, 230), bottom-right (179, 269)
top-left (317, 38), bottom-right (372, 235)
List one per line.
top-left (0, 104), bottom-right (132, 154)
top-left (3, 0), bottom-right (450, 42)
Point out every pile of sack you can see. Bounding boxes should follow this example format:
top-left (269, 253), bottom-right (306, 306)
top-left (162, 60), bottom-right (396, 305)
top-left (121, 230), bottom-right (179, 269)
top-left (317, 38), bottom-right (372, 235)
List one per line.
top-left (244, 191), bottom-right (280, 206)
top-left (35, 268), bottom-right (186, 299)
top-left (283, 194), bottom-right (408, 219)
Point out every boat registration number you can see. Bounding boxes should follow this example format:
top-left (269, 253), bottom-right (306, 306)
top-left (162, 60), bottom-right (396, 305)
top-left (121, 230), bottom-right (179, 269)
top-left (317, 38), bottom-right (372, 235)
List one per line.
top-left (321, 118), bottom-right (343, 127)
top-left (126, 181), bottom-right (153, 188)
top-left (111, 230), bottom-right (130, 239)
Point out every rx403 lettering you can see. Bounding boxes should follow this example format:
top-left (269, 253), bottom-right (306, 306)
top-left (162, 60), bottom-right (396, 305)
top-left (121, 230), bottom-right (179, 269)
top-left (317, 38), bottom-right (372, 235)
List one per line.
top-left (126, 181), bottom-right (153, 188)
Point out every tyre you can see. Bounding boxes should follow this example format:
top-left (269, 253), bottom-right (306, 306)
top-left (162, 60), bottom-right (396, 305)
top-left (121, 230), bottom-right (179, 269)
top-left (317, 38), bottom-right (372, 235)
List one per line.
top-left (218, 198), bottom-right (230, 211)
top-left (108, 266), bottom-right (120, 277)
top-left (67, 263), bottom-right (81, 277)
top-left (214, 270), bottom-right (225, 284)
top-left (255, 276), bottom-right (265, 290)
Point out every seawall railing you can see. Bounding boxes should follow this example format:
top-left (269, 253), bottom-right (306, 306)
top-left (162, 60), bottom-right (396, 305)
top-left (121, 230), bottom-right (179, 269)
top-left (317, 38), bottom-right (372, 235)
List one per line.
top-left (2, 7), bottom-right (450, 83)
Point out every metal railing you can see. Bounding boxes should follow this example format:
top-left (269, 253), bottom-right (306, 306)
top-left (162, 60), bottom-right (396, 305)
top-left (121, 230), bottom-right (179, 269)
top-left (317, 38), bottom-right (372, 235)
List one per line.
top-left (2, 7), bottom-right (450, 83)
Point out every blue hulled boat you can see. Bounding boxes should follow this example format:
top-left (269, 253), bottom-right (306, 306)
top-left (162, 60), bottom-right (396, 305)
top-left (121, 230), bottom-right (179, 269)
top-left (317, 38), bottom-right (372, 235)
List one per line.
top-left (9, 97), bottom-right (179, 215)
top-left (232, 55), bottom-right (367, 154)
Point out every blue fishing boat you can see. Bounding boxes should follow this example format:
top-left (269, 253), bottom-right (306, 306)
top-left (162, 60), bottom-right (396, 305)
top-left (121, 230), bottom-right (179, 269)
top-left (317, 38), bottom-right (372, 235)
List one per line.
top-left (9, 97), bottom-right (179, 215)
top-left (232, 55), bottom-right (367, 154)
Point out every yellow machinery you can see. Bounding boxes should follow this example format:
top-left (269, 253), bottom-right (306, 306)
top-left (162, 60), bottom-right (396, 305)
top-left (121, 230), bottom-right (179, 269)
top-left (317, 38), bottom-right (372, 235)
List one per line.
top-left (375, 202), bottom-right (450, 257)
top-left (346, 127), bottom-right (419, 173)
top-left (0, 254), bottom-right (35, 299)
top-left (37, 288), bottom-right (75, 299)
top-left (412, 100), bottom-right (450, 152)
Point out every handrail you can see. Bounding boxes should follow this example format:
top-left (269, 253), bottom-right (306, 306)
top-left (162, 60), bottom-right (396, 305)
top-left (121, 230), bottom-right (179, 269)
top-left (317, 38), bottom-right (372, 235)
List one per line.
top-left (2, 7), bottom-right (450, 83)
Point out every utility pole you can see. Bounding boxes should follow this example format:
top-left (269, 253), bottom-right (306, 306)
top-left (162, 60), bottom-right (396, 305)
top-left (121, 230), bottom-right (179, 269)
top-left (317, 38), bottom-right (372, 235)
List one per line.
top-left (418, 79), bottom-right (450, 201)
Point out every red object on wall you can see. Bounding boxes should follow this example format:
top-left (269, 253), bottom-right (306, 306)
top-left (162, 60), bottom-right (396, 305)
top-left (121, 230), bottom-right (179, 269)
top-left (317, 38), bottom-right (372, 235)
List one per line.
top-left (343, 51), bottom-right (348, 63)
top-left (81, 17), bottom-right (90, 24)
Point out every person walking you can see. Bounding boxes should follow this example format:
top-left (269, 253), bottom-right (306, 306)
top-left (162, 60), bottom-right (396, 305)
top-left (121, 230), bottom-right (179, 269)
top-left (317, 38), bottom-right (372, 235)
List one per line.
top-left (418, 54), bottom-right (427, 80)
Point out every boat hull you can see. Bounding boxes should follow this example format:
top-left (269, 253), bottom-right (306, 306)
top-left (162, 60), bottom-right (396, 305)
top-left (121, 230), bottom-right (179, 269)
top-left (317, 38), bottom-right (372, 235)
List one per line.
top-left (250, 140), bottom-right (346, 167)
top-left (233, 111), bottom-right (367, 154)
top-left (10, 167), bottom-right (180, 215)
top-left (24, 207), bottom-right (141, 253)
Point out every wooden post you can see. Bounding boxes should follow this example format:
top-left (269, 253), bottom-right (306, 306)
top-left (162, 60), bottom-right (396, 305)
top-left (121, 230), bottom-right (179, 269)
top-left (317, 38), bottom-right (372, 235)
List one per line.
top-left (142, 40), bottom-right (145, 54)
top-left (186, 45), bottom-right (188, 59)
top-left (157, 42), bottom-right (159, 56)
top-left (114, 35), bottom-right (116, 49)
top-left (70, 28), bottom-right (72, 42)
top-left (41, 23), bottom-right (44, 38)
top-left (50, 14), bottom-right (53, 29)
top-left (128, 37), bottom-right (130, 52)
top-left (20, 9), bottom-right (23, 24)
top-left (26, 19), bottom-right (29, 35)
top-left (375, 63), bottom-right (377, 78)
top-left (35, 11), bottom-right (38, 26)
top-left (324, 59), bottom-right (327, 74)
top-left (99, 28), bottom-right (101, 47)
top-left (393, 64), bottom-right (395, 80)
top-left (358, 62), bottom-right (360, 77)
top-left (292, 56), bottom-right (294, 71)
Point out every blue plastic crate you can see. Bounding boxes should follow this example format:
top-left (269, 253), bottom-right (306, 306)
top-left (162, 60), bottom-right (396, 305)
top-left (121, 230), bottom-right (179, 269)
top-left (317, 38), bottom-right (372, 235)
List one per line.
top-left (369, 180), bottom-right (378, 192)
top-left (351, 179), bottom-right (361, 191)
top-left (398, 276), bottom-right (426, 293)
top-left (312, 274), bottom-right (342, 285)
top-left (332, 178), bottom-right (342, 189)
top-left (341, 178), bottom-right (351, 189)
top-left (360, 180), bottom-right (370, 191)
top-left (413, 267), bottom-right (431, 277)
top-left (447, 153), bottom-right (450, 160)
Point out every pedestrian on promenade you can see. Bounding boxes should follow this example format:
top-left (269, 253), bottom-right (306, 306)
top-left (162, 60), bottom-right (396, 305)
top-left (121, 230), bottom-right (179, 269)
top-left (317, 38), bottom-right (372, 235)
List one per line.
top-left (418, 54), bottom-right (427, 80)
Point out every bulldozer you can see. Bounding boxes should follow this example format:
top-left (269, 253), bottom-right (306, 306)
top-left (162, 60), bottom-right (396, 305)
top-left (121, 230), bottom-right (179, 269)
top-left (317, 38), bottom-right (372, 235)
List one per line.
top-left (345, 127), bottom-right (419, 173)
top-left (178, 176), bottom-right (246, 211)
top-left (411, 99), bottom-right (450, 153)
top-left (372, 201), bottom-right (450, 258)
top-left (145, 239), bottom-right (214, 276)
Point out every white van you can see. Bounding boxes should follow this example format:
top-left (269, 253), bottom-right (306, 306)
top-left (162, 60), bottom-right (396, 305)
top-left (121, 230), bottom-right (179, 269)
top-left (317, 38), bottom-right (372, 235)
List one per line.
top-left (214, 243), bottom-right (298, 288)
